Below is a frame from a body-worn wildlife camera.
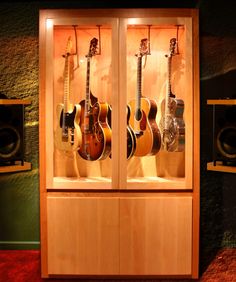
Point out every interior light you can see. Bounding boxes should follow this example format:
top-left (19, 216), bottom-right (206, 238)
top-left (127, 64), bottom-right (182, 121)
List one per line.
top-left (128, 18), bottom-right (138, 25)
top-left (46, 19), bottom-right (53, 29)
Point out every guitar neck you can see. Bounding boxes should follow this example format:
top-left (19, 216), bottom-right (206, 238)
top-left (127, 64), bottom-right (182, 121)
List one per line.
top-left (164, 55), bottom-right (172, 130)
top-left (135, 56), bottom-right (142, 119)
top-left (85, 56), bottom-right (91, 114)
top-left (63, 55), bottom-right (70, 113)
top-left (167, 56), bottom-right (173, 99)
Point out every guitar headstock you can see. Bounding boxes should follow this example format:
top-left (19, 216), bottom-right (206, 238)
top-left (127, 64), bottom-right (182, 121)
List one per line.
top-left (137, 38), bottom-right (149, 57)
top-left (169, 38), bottom-right (177, 57)
top-left (87, 37), bottom-right (98, 57)
top-left (63, 36), bottom-right (73, 58)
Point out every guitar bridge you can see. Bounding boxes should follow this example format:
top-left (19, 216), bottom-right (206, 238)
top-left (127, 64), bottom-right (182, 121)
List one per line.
top-left (62, 127), bottom-right (68, 142)
top-left (70, 128), bottom-right (74, 145)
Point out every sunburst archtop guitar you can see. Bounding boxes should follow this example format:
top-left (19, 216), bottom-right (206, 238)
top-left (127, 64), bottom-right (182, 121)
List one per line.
top-left (78, 37), bottom-right (111, 161)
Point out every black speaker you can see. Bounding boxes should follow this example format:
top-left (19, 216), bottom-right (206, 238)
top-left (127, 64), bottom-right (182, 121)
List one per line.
top-left (213, 105), bottom-right (236, 165)
top-left (0, 104), bottom-right (24, 165)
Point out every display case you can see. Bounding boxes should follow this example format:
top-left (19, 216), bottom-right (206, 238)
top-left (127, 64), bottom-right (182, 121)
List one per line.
top-left (39, 9), bottom-right (199, 278)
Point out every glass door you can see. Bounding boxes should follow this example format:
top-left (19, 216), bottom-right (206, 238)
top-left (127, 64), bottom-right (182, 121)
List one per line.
top-left (43, 16), bottom-right (119, 190)
top-left (119, 16), bottom-right (194, 190)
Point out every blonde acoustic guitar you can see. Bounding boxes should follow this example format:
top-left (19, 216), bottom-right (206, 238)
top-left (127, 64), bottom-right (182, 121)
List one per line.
top-left (128, 38), bottom-right (161, 157)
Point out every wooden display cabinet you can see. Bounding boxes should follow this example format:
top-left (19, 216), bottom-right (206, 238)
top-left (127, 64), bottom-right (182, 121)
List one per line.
top-left (39, 9), bottom-right (199, 279)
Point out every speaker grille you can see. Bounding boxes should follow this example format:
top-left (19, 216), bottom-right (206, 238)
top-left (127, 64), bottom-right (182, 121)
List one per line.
top-left (216, 126), bottom-right (236, 159)
top-left (213, 105), bottom-right (236, 164)
top-left (0, 104), bottom-right (24, 164)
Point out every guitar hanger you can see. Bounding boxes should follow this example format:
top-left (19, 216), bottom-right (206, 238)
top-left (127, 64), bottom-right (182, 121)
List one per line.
top-left (147, 25), bottom-right (151, 55)
top-left (72, 25), bottom-right (80, 70)
top-left (174, 25), bottom-right (183, 55)
top-left (96, 25), bottom-right (102, 55)
top-left (142, 25), bottom-right (152, 69)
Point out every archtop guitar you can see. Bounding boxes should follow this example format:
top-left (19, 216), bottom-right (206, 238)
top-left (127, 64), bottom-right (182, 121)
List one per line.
top-left (78, 38), bottom-right (111, 161)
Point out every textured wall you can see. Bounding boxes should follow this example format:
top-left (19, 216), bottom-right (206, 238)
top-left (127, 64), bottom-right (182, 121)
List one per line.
top-left (198, 0), bottom-right (236, 273)
top-left (0, 0), bottom-right (235, 275)
top-left (0, 2), bottom-right (40, 249)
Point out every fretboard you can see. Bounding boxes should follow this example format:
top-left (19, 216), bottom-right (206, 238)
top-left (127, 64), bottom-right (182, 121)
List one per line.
top-left (135, 55), bottom-right (142, 120)
top-left (63, 54), bottom-right (70, 114)
top-left (164, 54), bottom-right (173, 132)
top-left (85, 56), bottom-right (91, 114)
top-left (167, 55), bottom-right (172, 99)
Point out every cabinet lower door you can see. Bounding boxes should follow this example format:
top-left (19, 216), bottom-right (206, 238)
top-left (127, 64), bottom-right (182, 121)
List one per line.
top-left (119, 196), bottom-right (193, 275)
top-left (47, 196), bottom-right (119, 275)
top-left (47, 196), bottom-right (192, 276)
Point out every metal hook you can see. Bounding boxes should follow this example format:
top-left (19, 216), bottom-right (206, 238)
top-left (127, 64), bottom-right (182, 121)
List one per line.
top-left (147, 25), bottom-right (151, 55)
top-left (72, 25), bottom-right (80, 69)
top-left (96, 25), bottom-right (102, 55)
top-left (175, 25), bottom-right (181, 55)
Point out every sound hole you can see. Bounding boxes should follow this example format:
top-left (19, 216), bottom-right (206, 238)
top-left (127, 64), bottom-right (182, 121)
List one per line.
top-left (0, 125), bottom-right (21, 159)
top-left (217, 126), bottom-right (236, 159)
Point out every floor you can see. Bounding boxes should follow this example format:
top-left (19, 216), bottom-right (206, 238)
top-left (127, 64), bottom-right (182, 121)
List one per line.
top-left (0, 248), bottom-right (235, 281)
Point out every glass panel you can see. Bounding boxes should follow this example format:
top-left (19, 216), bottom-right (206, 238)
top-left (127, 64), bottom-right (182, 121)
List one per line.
top-left (125, 21), bottom-right (190, 189)
top-left (52, 22), bottom-right (113, 189)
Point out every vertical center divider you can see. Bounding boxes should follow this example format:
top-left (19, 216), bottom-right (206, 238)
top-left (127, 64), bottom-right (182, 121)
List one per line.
top-left (111, 18), bottom-right (121, 190)
top-left (118, 18), bottom-right (128, 189)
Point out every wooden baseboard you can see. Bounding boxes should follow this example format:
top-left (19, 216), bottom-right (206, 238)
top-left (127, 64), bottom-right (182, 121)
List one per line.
top-left (0, 241), bottom-right (40, 250)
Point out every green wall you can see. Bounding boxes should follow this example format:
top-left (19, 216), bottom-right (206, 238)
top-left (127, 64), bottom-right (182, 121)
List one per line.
top-left (0, 2), bottom-right (40, 250)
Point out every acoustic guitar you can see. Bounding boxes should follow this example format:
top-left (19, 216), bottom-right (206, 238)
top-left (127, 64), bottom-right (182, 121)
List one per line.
top-left (107, 104), bottom-right (136, 159)
top-left (159, 38), bottom-right (185, 152)
top-left (54, 36), bottom-right (82, 152)
top-left (78, 38), bottom-right (111, 161)
top-left (128, 38), bottom-right (161, 157)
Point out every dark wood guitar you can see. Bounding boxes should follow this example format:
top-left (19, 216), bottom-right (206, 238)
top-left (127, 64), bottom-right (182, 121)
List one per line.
top-left (78, 38), bottom-right (111, 161)
top-left (128, 38), bottom-right (161, 157)
top-left (107, 104), bottom-right (136, 159)
top-left (54, 36), bottom-right (82, 152)
top-left (159, 38), bottom-right (185, 152)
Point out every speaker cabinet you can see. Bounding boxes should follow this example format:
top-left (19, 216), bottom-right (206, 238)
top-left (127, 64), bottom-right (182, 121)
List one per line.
top-left (0, 104), bottom-right (24, 165)
top-left (213, 105), bottom-right (236, 164)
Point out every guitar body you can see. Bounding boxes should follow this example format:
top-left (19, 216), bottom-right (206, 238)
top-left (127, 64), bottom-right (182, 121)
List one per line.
top-left (78, 100), bottom-right (111, 161)
top-left (128, 97), bottom-right (161, 157)
top-left (90, 91), bottom-right (98, 106)
top-left (159, 97), bottom-right (185, 152)
top-left (126, 105), bottom-right (137, 159)
top-left (107, 105), bottom-right (136, 159)
top-left (54, 103), bottom-right (82, 152)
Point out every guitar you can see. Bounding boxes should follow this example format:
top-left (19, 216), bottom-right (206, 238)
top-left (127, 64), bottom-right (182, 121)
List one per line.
top-left (128, 38), bottom-right (161, 157)
top-left (78, 38), bottom-right (111, 161)
top-left (54, 36), bottom-right (82, 152)
top-left (107, 104), bottom-right (136, 160)
top-left (159, 38), bottom-right (185, 152)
